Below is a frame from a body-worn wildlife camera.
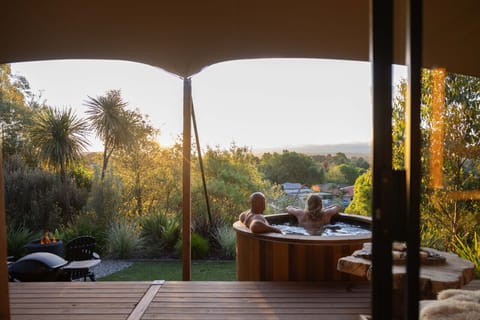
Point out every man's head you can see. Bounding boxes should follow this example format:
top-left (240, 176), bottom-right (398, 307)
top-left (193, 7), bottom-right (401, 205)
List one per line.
top-left (250, 192), bottom-right (266, 214)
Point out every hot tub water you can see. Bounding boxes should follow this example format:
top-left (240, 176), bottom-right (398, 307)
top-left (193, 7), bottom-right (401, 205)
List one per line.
top-left (272, 221), bottom-right (371, 236)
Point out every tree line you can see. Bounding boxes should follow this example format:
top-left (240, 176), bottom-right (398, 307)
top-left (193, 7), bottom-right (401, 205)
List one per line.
top-left (347, 69), bottom-right (480, 262)
top-left (1, 64), bottom-right (368, 259)
top-left (3, 63), bottom-right (478, 270)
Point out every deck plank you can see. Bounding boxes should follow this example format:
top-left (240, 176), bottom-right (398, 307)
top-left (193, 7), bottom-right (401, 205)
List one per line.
top-left (143, 281), bottom-right (371, 320)
top-left (9, 281), bottom-right (371, 320)
top-left (9, 281), bottom-right (152, 320)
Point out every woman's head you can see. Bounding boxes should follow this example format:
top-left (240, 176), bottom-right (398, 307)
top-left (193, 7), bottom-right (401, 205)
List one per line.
top-left (306, 194), bottom-right (323, 218)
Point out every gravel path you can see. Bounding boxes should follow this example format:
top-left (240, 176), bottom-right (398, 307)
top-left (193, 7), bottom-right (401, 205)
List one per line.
top-left (91, 260), bottom-right (133, 279)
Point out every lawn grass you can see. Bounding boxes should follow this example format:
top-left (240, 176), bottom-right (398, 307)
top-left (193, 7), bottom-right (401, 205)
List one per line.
top-left (99, 260), bottom-right (236, 281)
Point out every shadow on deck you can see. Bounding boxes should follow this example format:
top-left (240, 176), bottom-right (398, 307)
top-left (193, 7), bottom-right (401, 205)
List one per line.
top-left (9, 281), bottom-right (371, 320)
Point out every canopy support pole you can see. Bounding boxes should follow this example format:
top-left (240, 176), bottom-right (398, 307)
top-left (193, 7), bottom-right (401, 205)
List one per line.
top-left (191, 102), bottom-right (213, 226)
top-left (182, 77), bottom-right (192, 281)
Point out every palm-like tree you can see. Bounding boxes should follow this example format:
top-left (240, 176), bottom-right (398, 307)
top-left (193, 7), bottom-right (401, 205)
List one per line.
top-left (84, 89), bottom-right (133, 180)
top-left (30, 107), bottom-right (90, 182)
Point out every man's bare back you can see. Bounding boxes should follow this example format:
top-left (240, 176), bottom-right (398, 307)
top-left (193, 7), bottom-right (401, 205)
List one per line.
top-left (239, 192), bottom-right (282, 234)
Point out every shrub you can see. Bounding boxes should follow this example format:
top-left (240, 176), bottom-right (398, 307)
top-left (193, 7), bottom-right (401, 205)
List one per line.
top-left (420, 222), bottom-right (446, 251)
top-left (106, 220), bottom-right (142, 259)
top-left (85, 168), bottom-right (122, 229)
top-left (7, 225), bottom-right (35, 259)
top-left (454, 232), bottom-right (480, 278)
top-left (214, 224), bottom-right (236, 258)
top-left (162, 217), bottom-right (181, 252)
top-left (175, 232), bottom-right (209, 259)
top-left (4, 156), bottom-right (89, 231)
top-left (61, 211), bottom-right (106, 254)
top-left (140, 212), bottom-right (180, 257)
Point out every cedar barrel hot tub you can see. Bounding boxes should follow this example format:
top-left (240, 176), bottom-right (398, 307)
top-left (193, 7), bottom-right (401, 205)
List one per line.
top-left (234, 213), bottom-right (371, 281)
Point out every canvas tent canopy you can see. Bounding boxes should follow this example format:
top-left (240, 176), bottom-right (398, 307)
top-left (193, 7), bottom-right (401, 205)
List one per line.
top-left (1, 0), bottom-right (480, 77)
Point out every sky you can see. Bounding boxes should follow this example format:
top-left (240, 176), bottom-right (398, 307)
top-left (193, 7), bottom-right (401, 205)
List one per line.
top-left (11, 59), bottom-right (407, 152)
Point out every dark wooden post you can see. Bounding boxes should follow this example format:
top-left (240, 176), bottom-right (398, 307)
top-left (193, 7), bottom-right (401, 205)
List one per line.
top-left (182, 78), bottom-right (192, 281)
top-left (371, 0), bottom-right (394, 318)
top-left (405, 0), bottom-right (422, 318)
top-left (0, 150), bottom-right (11, 319)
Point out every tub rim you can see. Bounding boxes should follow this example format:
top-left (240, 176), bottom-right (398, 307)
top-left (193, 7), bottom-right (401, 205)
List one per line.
top-left (233, 212), bottom-right (372, 245)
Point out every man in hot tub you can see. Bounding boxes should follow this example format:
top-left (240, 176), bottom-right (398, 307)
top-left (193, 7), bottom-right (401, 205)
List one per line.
top-left (239, 192), bottom-right (282, 234)
top-left (287, 194), bottom-right (340, 234)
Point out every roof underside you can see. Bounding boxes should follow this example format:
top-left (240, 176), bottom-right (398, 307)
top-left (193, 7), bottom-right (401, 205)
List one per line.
top-left (1, 0), bottom-right (479, 77)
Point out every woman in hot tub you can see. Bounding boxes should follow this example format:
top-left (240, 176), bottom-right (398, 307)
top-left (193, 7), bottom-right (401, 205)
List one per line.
top-left (287, 194), bottom-right (340, 234)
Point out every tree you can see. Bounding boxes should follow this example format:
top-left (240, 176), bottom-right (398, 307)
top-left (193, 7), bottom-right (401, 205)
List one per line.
top-left (259, 150), bottom-right (324, 185)
top-left (191, 143), bottom-right (275, 237)
top-left (84, 89), bottom-right (134, 180)
top-left (344, 169), bottom-right (372, 216)
top-left (29, 107), bottom-right (90, 182)
top-left (0, 64), bottom-right (37, 162)
top-left (115, 109), bottom-right (159, 216)
top-left (421, 71), bottom-right (480, 249)
top-left (391, 70), bottom-right (480, 249)
top-left (327, 163), bottom-right (364, 185)
top-left (0, 64), bottom-right (28, 106)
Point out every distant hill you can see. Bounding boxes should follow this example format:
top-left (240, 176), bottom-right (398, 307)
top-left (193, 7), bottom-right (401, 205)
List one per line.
top-left (253, 142), bottom-right (371, 159)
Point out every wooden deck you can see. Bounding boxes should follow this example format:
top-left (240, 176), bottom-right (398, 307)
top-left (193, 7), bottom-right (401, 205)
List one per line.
top-left (9, 281), bottom-right (371, 320)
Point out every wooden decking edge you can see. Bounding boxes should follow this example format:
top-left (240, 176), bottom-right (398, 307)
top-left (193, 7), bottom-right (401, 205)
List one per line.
top-left (126, 280), bottom-right (165, 320)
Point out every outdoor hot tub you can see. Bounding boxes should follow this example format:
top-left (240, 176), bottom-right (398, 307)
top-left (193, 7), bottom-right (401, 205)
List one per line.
top-left (234, 212), bottom-right (371, 281)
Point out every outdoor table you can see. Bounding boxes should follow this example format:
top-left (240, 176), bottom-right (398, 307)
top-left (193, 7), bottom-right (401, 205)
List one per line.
top-left (337, 242), bottom-right (475, 299)
top-left (62, 259), bottom-right (101, 281)
top-left (63, 259), bottom-right (101, 271)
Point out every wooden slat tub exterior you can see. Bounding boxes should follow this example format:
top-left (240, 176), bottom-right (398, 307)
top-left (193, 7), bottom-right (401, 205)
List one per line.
top-left (234, 217), bottom-right (371, 282)
top-left (9, 281), bottom-right (371, 320)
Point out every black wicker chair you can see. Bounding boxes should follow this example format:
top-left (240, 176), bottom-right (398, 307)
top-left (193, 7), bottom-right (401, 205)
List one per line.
top-left (64, 236), bottom-right (100, 281)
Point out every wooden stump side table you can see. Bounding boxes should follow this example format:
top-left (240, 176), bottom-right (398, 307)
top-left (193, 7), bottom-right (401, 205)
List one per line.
top-left (338, 243), bottom-right (475, 298)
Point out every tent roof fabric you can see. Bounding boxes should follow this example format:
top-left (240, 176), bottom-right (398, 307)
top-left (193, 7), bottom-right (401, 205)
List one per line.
top-left (1, 0), bottom-right (479, 77)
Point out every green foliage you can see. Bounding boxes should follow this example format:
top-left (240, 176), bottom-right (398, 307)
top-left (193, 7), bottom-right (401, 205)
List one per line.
top-left (29, 106), bottom-right (90, 182)
top-left (344, 169), bottom-right (371, 216)
top-left (352, 157), bottom-right (370, 170)
top-left (106, 220), bottom-right (142, 259)
top-left (419, 222), bottom-right (446, 250)
top-left (191, 144), bottom-right (273, 239)
top-left (61, 211), bottom-right (106, 254)
top-left (140, 211), bottom-right (180, 257)
top-left (4, 156), bottom-right (89, 231)
top-left (214, 224), bottom-right (236, 258)
top-left (454, 232), bottom-right (480, 278)
top-left (7, 225), bottom-right (35, 259)
top-left (392, 71), bottom-right (480, 250)
top-left (392, 80), bottom-right (407, 169)
top-left (85, 168), bottom-right (123, 229)
top-left (175, 232), bottom-right (210, 259)
top-left (114, 109), bottom-right (159, 216)
top-left (85, 89), bottom-right (136, 180)
top-left (327, 163), bottom-right (365, 185)
top-left (0, 64), bottom-right (38, 162)
top-left (312, 152), bottom-right (369, 174)
top-left (259, 150), bottom-right (324, 185)
top-left (69, 163), bottom-right (93, 190)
